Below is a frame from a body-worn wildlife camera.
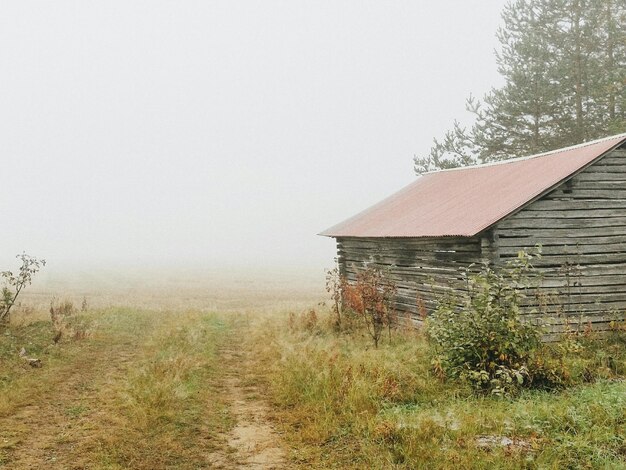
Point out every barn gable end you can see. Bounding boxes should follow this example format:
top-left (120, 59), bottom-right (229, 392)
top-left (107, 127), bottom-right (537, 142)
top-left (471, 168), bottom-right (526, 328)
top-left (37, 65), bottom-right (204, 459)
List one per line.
top-left (491, 143), bottom-right (626, 332)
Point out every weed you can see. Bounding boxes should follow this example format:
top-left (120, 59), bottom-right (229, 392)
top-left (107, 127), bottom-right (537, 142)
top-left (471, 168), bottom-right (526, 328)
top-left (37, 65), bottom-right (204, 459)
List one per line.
top-left (50, 299), bottom-right (91, 343)
top-left (325, 262), bottom-right (344, 330)
top-left (288, 308), bottom-right (320, 333)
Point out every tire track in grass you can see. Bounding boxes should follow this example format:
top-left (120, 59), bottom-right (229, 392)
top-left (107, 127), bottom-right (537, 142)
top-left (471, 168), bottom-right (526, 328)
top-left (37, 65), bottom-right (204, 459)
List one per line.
top-left (208, 319), bottom-right (289, 470)
top-left (0, 308), bottom-right (157, 469)
top-left (83, 312), bottom-right (234, 469)
top-left (0, 310), bottom-right (234, 469)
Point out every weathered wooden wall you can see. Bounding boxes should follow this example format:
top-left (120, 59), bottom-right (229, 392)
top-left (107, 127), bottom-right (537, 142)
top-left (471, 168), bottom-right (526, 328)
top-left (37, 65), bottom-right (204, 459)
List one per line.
top-left (335, 144), bottom-right (626, 334)
top-left (336, 236), bottom-right (483, 321)
top-left (494, 144), bottom-right (626, 333)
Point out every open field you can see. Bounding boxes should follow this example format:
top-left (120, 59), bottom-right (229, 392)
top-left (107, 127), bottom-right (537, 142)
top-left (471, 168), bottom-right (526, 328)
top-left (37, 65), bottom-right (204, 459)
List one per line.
top-left (1, 270), bottom-right (625, 469)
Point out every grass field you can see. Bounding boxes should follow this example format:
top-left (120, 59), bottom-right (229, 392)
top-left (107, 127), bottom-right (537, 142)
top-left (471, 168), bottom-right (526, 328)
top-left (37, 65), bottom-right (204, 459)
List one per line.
top-left (0, 271), bottom-right (625, 469)
top-left (248, 312), bottom-right (626, 469)
top-left (0, 308), bottom-right (236, 469)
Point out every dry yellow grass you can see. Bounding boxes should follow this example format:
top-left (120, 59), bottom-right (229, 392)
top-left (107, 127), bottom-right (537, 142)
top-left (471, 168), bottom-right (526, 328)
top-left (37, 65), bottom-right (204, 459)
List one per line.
top-left (0, 309), bottom-right (236, 469)
top-left (0, 268), bottom-right (320, 469)
top-left (2, 269), bottom-right (625, 469)
top-left (243, 309), bottom-right (626, 469)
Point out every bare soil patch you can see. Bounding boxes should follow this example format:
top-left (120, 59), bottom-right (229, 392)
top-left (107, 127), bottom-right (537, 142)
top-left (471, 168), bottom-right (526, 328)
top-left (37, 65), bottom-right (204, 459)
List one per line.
top-left (209, 347), bottom-right (288, 469)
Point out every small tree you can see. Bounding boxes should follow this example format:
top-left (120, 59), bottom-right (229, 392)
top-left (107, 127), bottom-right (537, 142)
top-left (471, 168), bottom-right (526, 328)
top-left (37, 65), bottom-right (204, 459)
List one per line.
top-left (343, 266), bottom-right (397, 348)
top-left (0, 253), bottom-right (46, 324)
top-left (427, 250), bottom-right (543, 395)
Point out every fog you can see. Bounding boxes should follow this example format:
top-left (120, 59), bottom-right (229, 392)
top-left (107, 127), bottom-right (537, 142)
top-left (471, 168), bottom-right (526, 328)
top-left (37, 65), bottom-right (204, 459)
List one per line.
top-left (0, 1), bottom-right (503, 279)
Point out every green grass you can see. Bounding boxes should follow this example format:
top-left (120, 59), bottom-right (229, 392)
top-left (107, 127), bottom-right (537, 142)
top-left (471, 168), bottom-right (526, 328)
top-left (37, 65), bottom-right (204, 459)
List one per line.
top-left (1, 304), bottom-right (624, 469)
top-left (247, 311), bottom-right (626, 469)
top-left (0, 309), bottom-right (234, 469)
top-left (92, 313), bottom-right (234, 469)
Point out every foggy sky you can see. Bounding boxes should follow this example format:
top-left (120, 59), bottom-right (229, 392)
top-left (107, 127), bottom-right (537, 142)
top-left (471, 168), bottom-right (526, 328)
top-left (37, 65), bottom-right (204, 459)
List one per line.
top-left (0, 1), bottom-right (504, 273)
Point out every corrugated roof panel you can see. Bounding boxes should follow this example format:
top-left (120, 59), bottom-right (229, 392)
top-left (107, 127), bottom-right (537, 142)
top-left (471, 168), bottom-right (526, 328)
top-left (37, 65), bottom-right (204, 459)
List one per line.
top-left (320, 133), bottom-right (626, 238)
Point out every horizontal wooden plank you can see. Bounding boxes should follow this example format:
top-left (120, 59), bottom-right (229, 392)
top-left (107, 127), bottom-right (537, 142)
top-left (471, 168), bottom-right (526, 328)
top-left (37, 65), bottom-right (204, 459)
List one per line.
top-left (497, 226), bottom-right (626, 238)
top-left (524, 290), bottom-right (626, 303)
top-left (504, 252), bottom-right (626, 266)
top-left (540, 322), bottom-right (618, 334)
top-left (500, 253), bottom-right (626, 266)
top-left (342, 258), bottom-right (477, 272)
top-left (567, 183), bottom-right (626, 190)
top-left (343, 270), bottom-right (467, 290)
top-left (573, 172), bottom-right (626, 182)
top-left (538, 274), bottom-right (626, 287)
top-left (528, 284), bottom-right (626, 296)
top-left (523, 313), bottom-right (621, 323)
top-left (338, 239), bottom-right (481, 252)
top-left (543, 189), bottom-right (626, 199)
top-left (342, 267), bottom-right (473, 282)
top-left (338, 247), bottom-right (482, 262)
top-left (520, 200), bottom-right (626, 211)
top-left (498, 234), bottom-right (626, 247)
top-left (498, 216), bottom-right (626, 229)
top-left (540, 263), bottom-right (626, 276)
top-left (590, 155), bottom-right (626, 165)
top-left (508, 208), bottom-right (626, 220)
top-left (499, 242), bottom-right (626, 256)
top-left (576, 163), bottom-right (626, 172)
top-left (391, 301), bottom-right (624, 328)
top-left (338, 244), bottom-right (482, 255)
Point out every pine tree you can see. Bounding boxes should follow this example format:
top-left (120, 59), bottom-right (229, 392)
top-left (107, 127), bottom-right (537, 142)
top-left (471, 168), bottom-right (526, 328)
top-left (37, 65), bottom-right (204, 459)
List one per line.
top-left (414, 0), bottom-right (626, 175)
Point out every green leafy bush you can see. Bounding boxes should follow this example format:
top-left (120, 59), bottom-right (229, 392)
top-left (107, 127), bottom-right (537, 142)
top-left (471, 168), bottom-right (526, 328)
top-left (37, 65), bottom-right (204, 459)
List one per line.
top-left (427, 250), bottom-right (550, 395)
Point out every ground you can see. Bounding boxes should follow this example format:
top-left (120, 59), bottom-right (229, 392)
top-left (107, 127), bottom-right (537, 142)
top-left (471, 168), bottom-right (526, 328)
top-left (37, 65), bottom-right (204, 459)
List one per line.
top-left (0, 271), bottom-right (624, 469)
top-left (0, 309), bottom-right (292, 470)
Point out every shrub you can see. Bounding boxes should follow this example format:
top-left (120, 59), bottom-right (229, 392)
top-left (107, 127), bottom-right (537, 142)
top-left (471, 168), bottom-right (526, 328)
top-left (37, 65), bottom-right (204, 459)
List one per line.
top-left (342, 266), bottom-right (397, 348)
top-left (427, 250), bottom-right (547, 395)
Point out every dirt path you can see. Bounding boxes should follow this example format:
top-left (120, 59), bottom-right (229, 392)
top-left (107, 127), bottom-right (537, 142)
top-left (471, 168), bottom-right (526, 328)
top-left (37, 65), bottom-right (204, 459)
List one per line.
top-left (0, 311), bottom-right (289, 469)
top-left (209, 343), bottom-right (289, 469)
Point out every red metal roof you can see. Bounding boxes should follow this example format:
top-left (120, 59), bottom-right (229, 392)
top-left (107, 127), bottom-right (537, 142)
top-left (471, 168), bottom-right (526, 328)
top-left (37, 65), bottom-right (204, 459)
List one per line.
top-left (320, 134), bottom-right (626, 238)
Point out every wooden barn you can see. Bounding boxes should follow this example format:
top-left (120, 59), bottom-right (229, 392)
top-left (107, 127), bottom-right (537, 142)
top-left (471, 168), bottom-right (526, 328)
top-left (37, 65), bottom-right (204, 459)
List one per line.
top-left (321, 133), bottom-right (626, 333)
